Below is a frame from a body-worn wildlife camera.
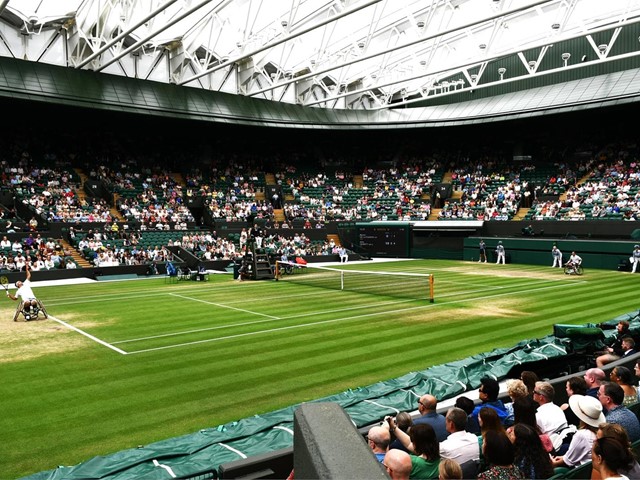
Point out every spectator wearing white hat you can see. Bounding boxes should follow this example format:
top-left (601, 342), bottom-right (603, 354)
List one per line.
top-left (551, 394), bottom-right (604, 470)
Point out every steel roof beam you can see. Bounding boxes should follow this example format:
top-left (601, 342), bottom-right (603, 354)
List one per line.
top-left (0, 0), bottom-right (9, 17)
top-left (383, 48), bottom-right (640, 110)
top-left (178, 0), bottom-right (384, 86)
top-left (94, 0), bottom-right (218, 73)
top-left (247, 0), bottom-right (554, 98)
top-left (301, 16), bottom-right (640, 107)
top-left (77, 0), bottom-right (181, 69)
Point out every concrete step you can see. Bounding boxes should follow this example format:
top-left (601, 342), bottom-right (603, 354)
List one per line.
top-left (327, 233), bottom-right (341, 246)
top-left (59, 238), bottom-right (92, 268)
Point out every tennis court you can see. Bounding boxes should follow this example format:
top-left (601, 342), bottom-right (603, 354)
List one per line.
top-left (3, 259), bottom-right (638, 478)
top-left (37, 260), bottom-right (583, 355)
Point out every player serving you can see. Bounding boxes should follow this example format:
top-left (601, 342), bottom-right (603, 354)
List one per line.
top-left (6, 263), bottom-right (42, 320)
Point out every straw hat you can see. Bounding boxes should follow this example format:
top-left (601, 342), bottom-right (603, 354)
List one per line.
top-left (569, 394), bottom-right (605, 428)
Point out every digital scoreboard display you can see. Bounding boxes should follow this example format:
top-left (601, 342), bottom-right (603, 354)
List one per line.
top-left (357, 225), bottom-right (408, 257)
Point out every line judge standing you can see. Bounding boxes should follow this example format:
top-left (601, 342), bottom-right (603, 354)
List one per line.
top-left (495, 241), bottom-right (506, 264)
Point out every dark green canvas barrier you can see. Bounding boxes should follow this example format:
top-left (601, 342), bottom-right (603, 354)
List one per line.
top-left (24, 313), bottom-right (640, 480)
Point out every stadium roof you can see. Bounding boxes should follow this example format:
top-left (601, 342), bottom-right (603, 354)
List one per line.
top-left (1, 0), bottom-right (640, 111)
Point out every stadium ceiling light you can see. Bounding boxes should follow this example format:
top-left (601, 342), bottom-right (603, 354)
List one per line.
top-left (479, 43), bottom-right (487, 49)
top-left (561, 52), bottom-right (570, 66)
top-left (598, 44), bottom-right (607, 53)
top-left (551, 23), bottom-right (561, 30)
top-left (498, 67), bottom-right (506, 80)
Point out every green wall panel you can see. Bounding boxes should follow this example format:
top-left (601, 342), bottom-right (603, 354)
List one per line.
top-left (463, 237), bottom-right (637, 270)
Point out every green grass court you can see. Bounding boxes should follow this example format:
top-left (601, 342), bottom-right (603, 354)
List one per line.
top-left (3, 259), bottom-right (638, 478)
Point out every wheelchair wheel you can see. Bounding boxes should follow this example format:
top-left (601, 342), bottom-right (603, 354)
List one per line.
top-left (575, 265), bottom-right (584, 276)
top-left (13, 306), bottom-right (22, 322)
top-left (563, 266), bottom-right (572, 275)
top-left (37, 300), bottom-right (48, 319)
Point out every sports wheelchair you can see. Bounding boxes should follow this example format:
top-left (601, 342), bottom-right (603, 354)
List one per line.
top-left (13, 299), bottom-right (48, 322)
top-left (563, 262), bottom-right (584, 276)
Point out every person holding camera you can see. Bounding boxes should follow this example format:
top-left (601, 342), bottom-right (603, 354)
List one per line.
top-left (385, 417), bottom-right (441, 479)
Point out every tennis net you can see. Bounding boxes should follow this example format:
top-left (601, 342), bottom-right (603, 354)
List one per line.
top-left (275, 261), bottom-right (434, 302)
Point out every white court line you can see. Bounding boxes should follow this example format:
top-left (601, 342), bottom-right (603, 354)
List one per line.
top-left (48, 314), bottom-right (128, 355)
top-left (169, 293), bottom-right (281, 319)
top-left (125, 280), bottom-right (585, 355)
top-left (44, 279), bottom-right (286, 307)
top-left (114, 283), bottom-right (518, 346)
top-left (435, 279), bottom-right (506, 288)
top-left (112, 282), bottom-right (509, 345)
top-left (44, 265), bottom-right (564, 307)
top-left (112, 297), bottom-right (416, 344)
top-left (45, 269), bottom-right (566, 309)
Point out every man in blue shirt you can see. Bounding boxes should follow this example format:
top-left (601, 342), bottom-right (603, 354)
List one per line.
top-left (599, 382), bottom-right (640, 442)
top-left (366, 425), bottom-right (389, 463)
top-left (412, 394), bottom-right (449, 442)
top-left (468, 377), bottom-right (509, 433)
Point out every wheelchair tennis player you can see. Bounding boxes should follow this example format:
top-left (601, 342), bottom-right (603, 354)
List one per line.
top-left (6, 264), bottom-right (47, 321)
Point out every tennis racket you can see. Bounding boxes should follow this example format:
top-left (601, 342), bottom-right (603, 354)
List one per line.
top-left (1, 276), bottom-right (9, 295)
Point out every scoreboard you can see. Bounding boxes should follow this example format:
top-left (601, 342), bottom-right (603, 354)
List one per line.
top-left (357, 225), bottom-right (408, 257)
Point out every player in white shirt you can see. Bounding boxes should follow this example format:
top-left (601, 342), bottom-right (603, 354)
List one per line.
top-left (7, 263), bottom-right (39, 314)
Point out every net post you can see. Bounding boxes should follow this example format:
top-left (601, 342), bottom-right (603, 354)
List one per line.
top-left (429, 275), bottom-right (434, 303)
top-left (340, 270), bottom-right (344, 290)
top-left (274, 261), bottom-right (281, 281)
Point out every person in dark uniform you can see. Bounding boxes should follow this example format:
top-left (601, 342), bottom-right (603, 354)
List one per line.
top-left (478, 239), bottom-right (487, 263)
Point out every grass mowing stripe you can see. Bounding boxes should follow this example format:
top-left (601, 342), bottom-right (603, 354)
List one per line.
top-left (4, 259), bottom-right (637, 479)
top-left (122, 279), bottom-right (582, 353)
top-left (169, 292), bottom-right (282, 319)
top-left (48, 314), bottom-right (127, 354)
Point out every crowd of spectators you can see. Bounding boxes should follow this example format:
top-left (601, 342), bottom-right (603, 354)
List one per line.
top-left (3, 129), bottom-right (640, 248)
top-left (74, 228), bottom-right (175, 267)
top-left (69, 222), bottom-right (338, 267)
top-left (527, 150), bottom-right (640, 221)
top-left (0, 233), bottom-right (77, 272)
top-left (278, 161), bottom-right (438, 222)
top-left (364, 360), bottom-right (640, 480)
top-left (181, 162), bottom-right (270, 223)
